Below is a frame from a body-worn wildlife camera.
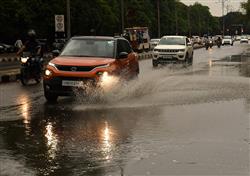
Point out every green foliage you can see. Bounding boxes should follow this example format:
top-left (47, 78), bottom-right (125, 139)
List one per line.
top-left (0, 0), bottom-right (244, 43)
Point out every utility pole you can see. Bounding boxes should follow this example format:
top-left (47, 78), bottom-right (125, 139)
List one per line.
top-left (121, 0), bottom-right (124, 34)
top-left (219, 0), bottom-right (229, 36)
top-left (187, 6), bottom-right (191, 37)
top-left (157, 0), bottom-right (160, 38)
top-left (66, 0), bottom-right (71, 39)
top-left (175, 1), bottom-right (178, 35)
top-left (222, 0), bottom-right (225, 36)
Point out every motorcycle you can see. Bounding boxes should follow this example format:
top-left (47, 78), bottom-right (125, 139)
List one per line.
top-left (217, 40), bottom-right (222, 48)
top-left (205, 39), bottom-right (213, 50)
top-left (20, 52), bottom-right (43, 85)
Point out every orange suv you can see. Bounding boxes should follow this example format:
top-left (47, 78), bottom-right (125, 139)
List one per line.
top-left (43, 36), bottom-right (139, 102)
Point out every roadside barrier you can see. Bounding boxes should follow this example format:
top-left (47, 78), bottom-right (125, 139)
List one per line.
top-left (0, 45), bottom-right (205, 83)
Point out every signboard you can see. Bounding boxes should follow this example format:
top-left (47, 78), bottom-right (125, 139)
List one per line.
top-left (55, 15), bottom-right (65, 32)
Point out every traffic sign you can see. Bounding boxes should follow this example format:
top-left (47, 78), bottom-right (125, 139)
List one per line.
top-left (55, 15), bottom-right (65, 32)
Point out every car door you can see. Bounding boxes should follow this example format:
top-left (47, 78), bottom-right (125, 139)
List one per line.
top-left (116, 39), bottom-right (135, 76)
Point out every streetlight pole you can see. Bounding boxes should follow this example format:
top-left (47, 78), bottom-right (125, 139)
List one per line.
top-left (187, 6), bottom-right (191, 37)
top-left (121, 0), bottom-right (124, 34)
top-left (222, 0), bottom-right (225, 36)
top-left (157, 0), bottom-right (160, 38)
top-left (67, 0), bottom-right (71, 39)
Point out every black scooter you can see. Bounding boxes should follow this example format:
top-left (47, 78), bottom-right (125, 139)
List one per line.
top-left (20, 52), bottom-right (43, 85)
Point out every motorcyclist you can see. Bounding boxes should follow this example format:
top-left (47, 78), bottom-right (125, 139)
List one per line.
top-left (17, 29), bottom-right (41, 56)
top-left (216, 36), bottom-right (222, 48)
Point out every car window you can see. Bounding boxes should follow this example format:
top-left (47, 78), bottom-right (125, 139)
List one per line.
top-left (159, 37), bottom-right (185, 45)
top-left (60, 39), bottom-right (115, 58)
top-left (117, 39), bottom-right (132, 54)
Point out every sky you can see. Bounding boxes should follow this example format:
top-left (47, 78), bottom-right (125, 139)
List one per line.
top-left (180, 0), bottom-right (247, 17)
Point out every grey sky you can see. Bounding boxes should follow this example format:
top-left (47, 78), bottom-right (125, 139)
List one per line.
top-left (180, 0), bottom-right (247, 16)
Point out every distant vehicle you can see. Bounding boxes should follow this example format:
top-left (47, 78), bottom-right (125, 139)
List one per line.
top-left (123, 27), bottom-right (150, 52)
top-left (0, 43), bottom-right (15, 53)
top-left (43, 36), bottom-right (139, 102)
top-left (53, 38), bottom-right (66, 51)
top-left (192, 36), bottom-right (202, 44)
top-left (205, 38), bottom-right (213, 50)
top-left (235, 35), bottom-right (241, 41)
top-left (150, 39), bottom-right (160, 50)
top-left (152, 35), bottom-right (193, 67)
top-left (222, 36), bottom-right (233, 46)
top-left (240, 36), bottom-right (248, 43)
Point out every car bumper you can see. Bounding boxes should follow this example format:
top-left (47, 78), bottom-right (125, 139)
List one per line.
top-left (43, 76), bottom-right (97, 96)
top-left (153, 53), bottom-right (186, 63)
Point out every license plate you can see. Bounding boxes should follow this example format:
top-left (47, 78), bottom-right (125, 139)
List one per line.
top-left (62, 80), bottom-right (83, 87)
top-left (163, 55), bottom-right (173, 59)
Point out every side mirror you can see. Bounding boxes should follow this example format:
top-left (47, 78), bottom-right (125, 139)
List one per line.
top-left (118, 52), bottom-right (128, 59)
top-left (52, 50), bottom-right (60, 57)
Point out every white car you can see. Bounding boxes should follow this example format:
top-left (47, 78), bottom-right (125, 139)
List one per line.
top-left (150, 38), bottom-right (160, 50)
top-left (152, 36), bottom-right (193, 67)
top-left (222, 36), bottom-right (233, 46)
top-left (240, 36), bottom-right (248, 43)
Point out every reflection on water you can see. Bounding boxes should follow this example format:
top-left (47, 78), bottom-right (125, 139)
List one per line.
top-left (102, 121), bottom-right (113, 161)
top-left (17, 94), bottom-right (31, 135)
top-left (45, 122), bottom-right (59, 160)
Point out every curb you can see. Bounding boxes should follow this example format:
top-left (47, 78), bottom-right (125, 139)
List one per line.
top-left (0, 57), bottom-right (19, 62)
top-left (0, 72), bottom-right (20, 83)
top-left (138, 52), bottom-right (153, 60)
top-left (0, 47), bottom-right (203, 83)
top-left (0, 53), bottom-right (52, 63)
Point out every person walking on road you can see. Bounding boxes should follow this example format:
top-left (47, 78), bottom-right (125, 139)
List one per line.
top-left (14, 38), bottom-right (23, 51)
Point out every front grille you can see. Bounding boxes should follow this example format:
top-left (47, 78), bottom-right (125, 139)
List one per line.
top-left (55, 64), bottom-right (106, 72)
top-left (155, 49), bottom-right (181, 53)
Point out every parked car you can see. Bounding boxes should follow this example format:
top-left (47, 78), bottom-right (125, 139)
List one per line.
top-left (43, 36), bottom-right (139, 102)
top-left (150, 39), bottom-right (160, 50)
top-left (222, 36), bottom-right (233, 46)
top-left (0, 45), bottom-right (4, 53)
top-left (0, 43), bottom-right (15, 53)
top-left (152, 35), bottom-right (193, 67)
top-left (240, 36), bottom-right (249, 43)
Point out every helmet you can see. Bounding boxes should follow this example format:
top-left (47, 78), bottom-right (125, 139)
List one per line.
top-left (27, 29), bottom-right (36, 38)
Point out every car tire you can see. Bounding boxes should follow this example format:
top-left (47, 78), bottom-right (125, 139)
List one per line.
top-left (184, 54), bottom-right (189, 65)
top-left (152, 60), bottom-right (158, 67)
top-left (189, 53), bottom-right (193, 65)
top-left (44, 90), bottom-right (58, 102)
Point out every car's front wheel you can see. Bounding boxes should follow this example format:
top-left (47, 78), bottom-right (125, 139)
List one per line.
top-left (44, 90), bottom-right (58, 102)
top-left (189, 53), bottom-right (193, 64)
top-left (152, 60), bottom-right (158, 67)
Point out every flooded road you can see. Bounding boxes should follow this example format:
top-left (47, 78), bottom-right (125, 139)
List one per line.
top-left (0, 43), bottom-right (250, 175)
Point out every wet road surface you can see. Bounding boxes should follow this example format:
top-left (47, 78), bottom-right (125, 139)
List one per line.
top-left (0, 42), bottom-right (250, 175)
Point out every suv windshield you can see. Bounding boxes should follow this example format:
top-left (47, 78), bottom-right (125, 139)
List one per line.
top-left (224, 36), bottom-right (231, 39)
top-left (61, 39), bottom-right (115, 58)
top-left (159, 37), bottom-right (185, 45)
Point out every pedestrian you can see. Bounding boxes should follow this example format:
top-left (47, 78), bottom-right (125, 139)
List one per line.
top-left (14, 38), bottom-right (23, 51)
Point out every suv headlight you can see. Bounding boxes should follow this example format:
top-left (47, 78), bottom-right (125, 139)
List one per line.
top-left (179, 49), bottom-right (185, 52)
top-left (45, 69), bottom-right (53, 77)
